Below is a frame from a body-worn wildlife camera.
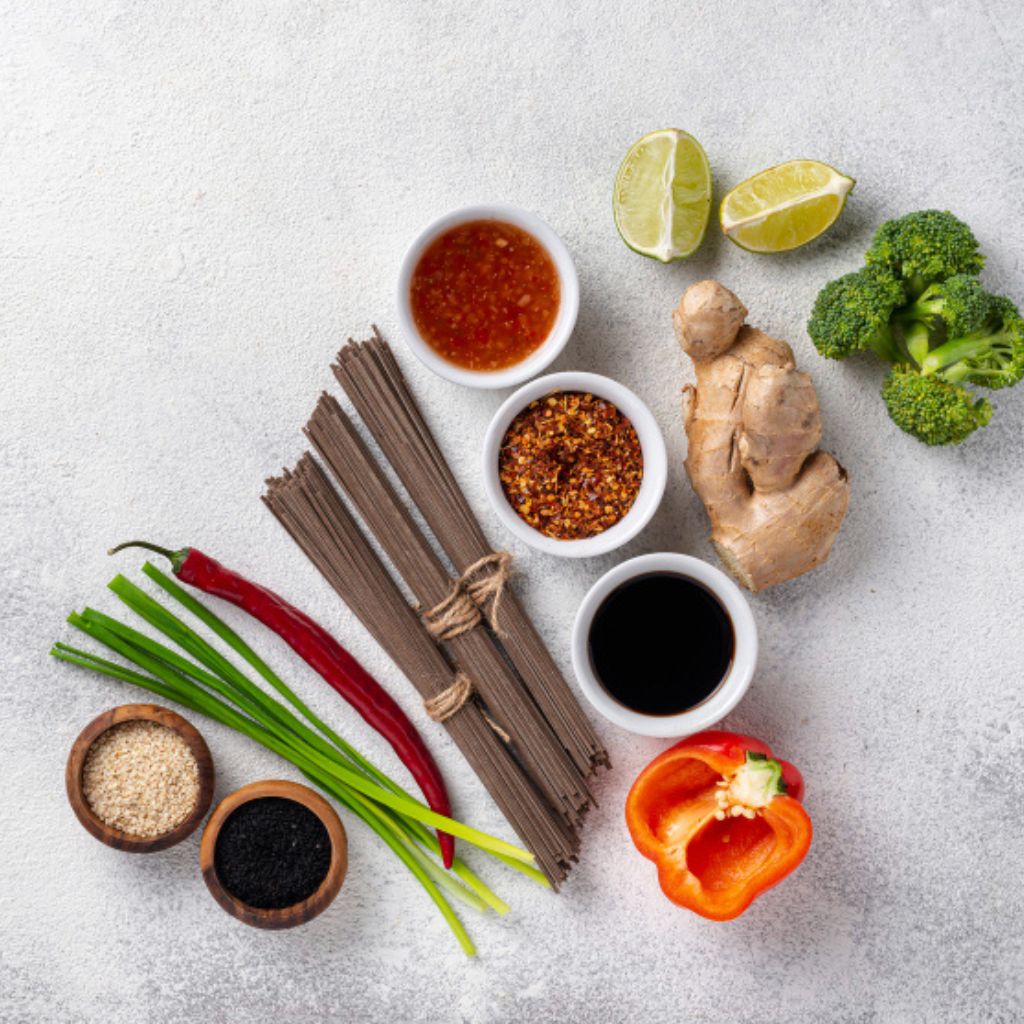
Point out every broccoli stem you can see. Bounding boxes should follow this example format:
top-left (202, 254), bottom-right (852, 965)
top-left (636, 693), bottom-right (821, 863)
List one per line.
top-left (942, 364), bottom-right (1008, 386)
top-left (939, 361), bottom-right (973, 384)
top-left (905, 274), bottom-right (931, 301)
top-left (922, 329), bottom-right (1010, 376)
top-left (901, 321), bottom-right (932, 367)
top-left (867, 324), bottom-right (903, 364)
top-left (893, 286), bottom-right (941, 325)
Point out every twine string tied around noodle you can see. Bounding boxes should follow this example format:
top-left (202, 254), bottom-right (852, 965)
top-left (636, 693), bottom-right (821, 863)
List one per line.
top-left (421, 552), bottom-right (512, 641)
top-left (423, 671), bottom-right (511, 743)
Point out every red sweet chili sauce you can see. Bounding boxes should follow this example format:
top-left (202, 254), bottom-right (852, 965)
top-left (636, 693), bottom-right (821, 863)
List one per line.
top-left (409, 219), bottom-right (561, 371)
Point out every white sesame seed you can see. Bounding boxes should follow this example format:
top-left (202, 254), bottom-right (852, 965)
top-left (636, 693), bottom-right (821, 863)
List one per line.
top-left (82, 720), bottom-right (199, 838)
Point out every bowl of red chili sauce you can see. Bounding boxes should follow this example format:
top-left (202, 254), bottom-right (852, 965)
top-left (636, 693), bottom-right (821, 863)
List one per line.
top-left (397, 205), bottom-right (579, 388)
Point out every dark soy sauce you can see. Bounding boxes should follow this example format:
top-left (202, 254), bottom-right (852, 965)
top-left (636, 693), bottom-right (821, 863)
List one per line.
top-left (587, 572), bottom-right (734, 716)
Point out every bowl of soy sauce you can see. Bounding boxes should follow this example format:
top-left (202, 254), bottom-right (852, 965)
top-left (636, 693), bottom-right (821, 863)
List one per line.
top-left (571, 553), bottom-right (758, 737)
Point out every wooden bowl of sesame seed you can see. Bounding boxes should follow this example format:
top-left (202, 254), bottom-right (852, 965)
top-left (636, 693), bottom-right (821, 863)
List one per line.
top-left (66, 704), bottom-right (215, 854)
top-left (199, 779), bottom-right (347, 930)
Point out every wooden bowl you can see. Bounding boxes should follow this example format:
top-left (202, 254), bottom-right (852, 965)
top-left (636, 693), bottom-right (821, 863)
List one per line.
top-left (199, 779), bottom-right (348, 930)
top-left (66, 703), bottom-right (215, 854)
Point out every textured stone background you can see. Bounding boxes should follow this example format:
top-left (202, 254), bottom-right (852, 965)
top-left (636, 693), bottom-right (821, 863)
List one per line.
top-left (3, 2), bottom-right (1023, 1022)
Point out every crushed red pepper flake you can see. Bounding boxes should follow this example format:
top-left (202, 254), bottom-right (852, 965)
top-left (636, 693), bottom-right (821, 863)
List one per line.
top-left (498, 391), bottom-right (644, 540)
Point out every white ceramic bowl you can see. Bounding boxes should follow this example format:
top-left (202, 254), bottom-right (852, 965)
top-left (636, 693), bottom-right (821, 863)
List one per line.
top-left (481, 371), bottom-right (667, 558)
top-left (395, 204), bottom-right (579, 389)
top-left (571, 553), bottom-right (758, 737)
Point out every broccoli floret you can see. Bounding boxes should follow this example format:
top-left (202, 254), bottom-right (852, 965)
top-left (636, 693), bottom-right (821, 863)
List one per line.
top-left (806, 209), bottom-right (1019, 446)
top-left (920, 295), bottom-right (1024, 390)
top-left (896, 274), bottom-right (994, 336)
top-left (881, 366), bottom-right (992, 445)
top-left (866, 211), bottom-right (985, 298)
top-left (807, 266), bottom-right (906, 362)
top-left (893, 274), bottom-right (995, 365)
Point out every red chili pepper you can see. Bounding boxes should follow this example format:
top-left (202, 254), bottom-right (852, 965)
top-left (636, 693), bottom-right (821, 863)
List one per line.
top-left (111, 541), bottom-right (454, 867)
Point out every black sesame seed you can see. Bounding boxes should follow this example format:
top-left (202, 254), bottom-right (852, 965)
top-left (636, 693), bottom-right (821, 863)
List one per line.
top-left (214, 797), bottom-right (331, 910)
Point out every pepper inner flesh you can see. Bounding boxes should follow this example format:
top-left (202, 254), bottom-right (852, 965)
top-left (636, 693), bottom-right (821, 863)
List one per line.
top-left (649, 759), bottom-right (720, 846)
top-left (645, 756), bottom-right (781, 892)
top-left (685, 813), bottom-right (777, 890)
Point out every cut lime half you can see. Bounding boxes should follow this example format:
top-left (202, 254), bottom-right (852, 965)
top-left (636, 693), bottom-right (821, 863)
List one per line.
top-left (614, 129), bottom-right (712, 263)
top-left (720, 160), bottom-right (854, 253)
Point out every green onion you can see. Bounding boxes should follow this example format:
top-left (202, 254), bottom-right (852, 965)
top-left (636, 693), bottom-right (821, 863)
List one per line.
top-left (141, 562), bottom-right (545, 893)
top-left (68, 606), bottom-right (529, 863)
top-left (52, 568), bottom-right (545, 954)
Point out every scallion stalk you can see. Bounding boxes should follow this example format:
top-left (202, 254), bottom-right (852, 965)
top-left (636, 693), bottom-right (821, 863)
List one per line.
top-left (139, 563), bottom-right (542, 894)
top-left (52, 641), bottom-right (483, 953)
top-left (67, 608), bottom-right (531, 863)
top-left (125, 565), bottom-right (544, 892)
top-left (51, 568), bottom-right (550, 954)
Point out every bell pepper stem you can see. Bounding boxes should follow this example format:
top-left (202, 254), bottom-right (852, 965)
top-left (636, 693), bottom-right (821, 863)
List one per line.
top-left (728, 751), bottom-right (786, 807)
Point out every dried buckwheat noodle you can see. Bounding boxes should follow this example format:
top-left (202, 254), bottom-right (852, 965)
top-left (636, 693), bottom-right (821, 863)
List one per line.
top-left (263, 329), bottom-right (610, 885)
top-left (263, 455), bottom-right (578, 884)
top-left (330, 330), bottom-right (609, 776)
top-left (304, 387), bottom-right (597, 828)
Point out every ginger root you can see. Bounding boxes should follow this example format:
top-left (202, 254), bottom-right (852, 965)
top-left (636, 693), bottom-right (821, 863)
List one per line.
top-left (676, 280), bottom-right (849, 592)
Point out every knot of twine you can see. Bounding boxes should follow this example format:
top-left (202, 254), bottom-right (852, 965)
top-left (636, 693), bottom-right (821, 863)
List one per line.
top-left (422, 552), bottom-right (512, 642)
top-left (423, 671), bottom-right (473, 723)
top-left (423, 671), bottom-right (511, 743)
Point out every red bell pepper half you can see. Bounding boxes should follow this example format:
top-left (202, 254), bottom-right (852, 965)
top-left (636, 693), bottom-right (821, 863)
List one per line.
top-left (625, 730), bottom-right (812, 921)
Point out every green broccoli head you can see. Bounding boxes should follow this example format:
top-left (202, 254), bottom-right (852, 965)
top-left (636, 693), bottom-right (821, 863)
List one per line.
top-left (899, 274), bottom-right (994, 336)
top-left (921, 295), bottom-right (1024, 390)
top-left (808, 266), bottom-right (906, 362)
top-left (881, 366), bottom-right (992, 445)
top-left (866, 211), bottom-right (985, 297)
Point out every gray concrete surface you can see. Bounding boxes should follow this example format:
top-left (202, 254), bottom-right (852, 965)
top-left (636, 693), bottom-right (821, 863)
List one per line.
top-left (3, 2), bottom-right (1023, 1022)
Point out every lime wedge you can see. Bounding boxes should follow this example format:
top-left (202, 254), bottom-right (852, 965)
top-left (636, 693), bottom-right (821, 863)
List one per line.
top-left (720, 160), bottom-right (854, 253)
top-left (614, 129), bottom-right (712, 263)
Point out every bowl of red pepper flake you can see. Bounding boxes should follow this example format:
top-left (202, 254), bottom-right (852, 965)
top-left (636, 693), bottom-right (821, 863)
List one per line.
top-left (483, 371), bottom-right (667, 557)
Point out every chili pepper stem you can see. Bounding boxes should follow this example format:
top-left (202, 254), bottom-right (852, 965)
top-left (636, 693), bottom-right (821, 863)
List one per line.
top-left (108, 540), bottom-right (186, 567)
